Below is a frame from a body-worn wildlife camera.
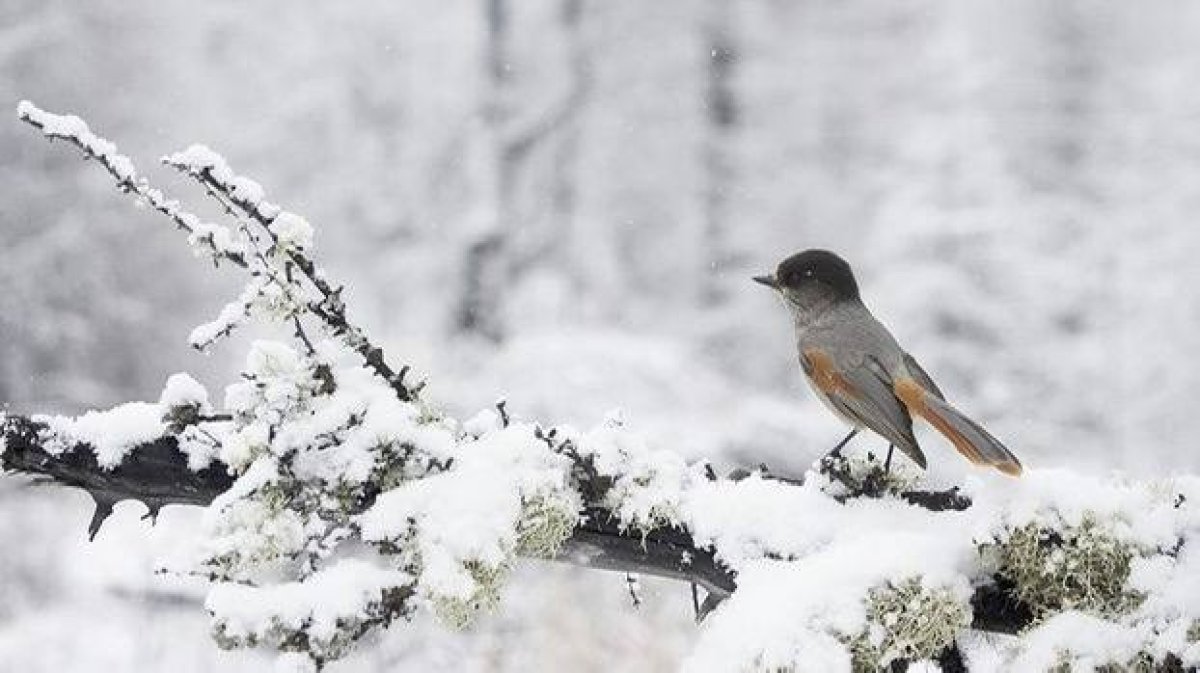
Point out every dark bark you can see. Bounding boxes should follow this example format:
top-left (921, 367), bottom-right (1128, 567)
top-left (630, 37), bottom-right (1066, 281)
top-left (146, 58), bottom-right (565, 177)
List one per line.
top-left (566, 506), bottom-right (736, 599)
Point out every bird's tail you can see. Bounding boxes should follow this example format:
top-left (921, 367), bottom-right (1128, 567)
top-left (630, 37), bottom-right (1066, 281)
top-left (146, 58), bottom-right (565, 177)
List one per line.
top-left (893, 379), bottom-right (1022, 477)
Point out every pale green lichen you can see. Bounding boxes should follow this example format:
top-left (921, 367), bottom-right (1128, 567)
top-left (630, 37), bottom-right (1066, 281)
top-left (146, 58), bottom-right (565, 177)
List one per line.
top-left (516, 494), bottom-right (578, 559)
top-left (432, 560), bottom-right (509, 630)
top-left (843, 577), bottom-right (970, 671)
top-left (991, 515), bottom-right (1144, 619)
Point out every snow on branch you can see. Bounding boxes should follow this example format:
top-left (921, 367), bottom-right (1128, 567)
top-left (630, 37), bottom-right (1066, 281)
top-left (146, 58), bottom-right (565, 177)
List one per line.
top-left (8, 102), bottom-right (1200, 672)
top-left (17, 101), bottom-right (248, 267)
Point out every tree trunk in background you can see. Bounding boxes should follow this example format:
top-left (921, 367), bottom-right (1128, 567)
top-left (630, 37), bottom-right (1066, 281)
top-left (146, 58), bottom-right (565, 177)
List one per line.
top-left (549, 0), bottom-right (586, 293)
top-left (700, 0), bottom-right (739, 307)
top-left (505, 0), bottom-right (593, 300)
top-left (458, 0), bottom-right (593, 339)
top-left (456, 0), bottom-right (514, 342)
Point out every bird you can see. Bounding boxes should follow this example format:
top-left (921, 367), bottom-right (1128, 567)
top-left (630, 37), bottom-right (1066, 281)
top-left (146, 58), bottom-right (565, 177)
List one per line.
top-left (754, 249), bottom-right (1022, 476)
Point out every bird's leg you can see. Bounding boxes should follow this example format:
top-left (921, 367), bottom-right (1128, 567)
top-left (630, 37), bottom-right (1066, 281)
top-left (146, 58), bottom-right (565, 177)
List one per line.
top-left (884, 445), bottom-right (894, 474)
top-left (826, 428), bottom-right (859, 459)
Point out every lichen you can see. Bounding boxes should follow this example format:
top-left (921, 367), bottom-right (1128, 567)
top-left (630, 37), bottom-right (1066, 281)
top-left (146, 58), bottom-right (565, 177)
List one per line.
top-left (843, 577), bottom-right (970, 671)
top-left (990, 515), bottom-right (1144, 619)
top-left (516, 494), bottom-right (578, 559)
top-left (432, 560), bottom-right (509, 630)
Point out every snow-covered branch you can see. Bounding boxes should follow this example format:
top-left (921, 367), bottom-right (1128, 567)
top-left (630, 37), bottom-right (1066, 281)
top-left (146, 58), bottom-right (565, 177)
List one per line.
top-left (8, 102), bottom-right (1200, 672)
top-left (0, 409), bottom-right (738, 599)
top-left (16, 101), bottom-right (249, 268)
top-left (159, 145), bottom-right (421, 403)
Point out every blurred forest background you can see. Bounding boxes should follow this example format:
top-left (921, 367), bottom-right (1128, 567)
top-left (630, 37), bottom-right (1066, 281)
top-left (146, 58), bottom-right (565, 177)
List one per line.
top-left (4, 0), bottom-right (1200, 670)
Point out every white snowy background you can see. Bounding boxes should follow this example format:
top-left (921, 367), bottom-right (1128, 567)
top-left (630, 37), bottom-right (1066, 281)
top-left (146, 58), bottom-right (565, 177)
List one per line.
top-left (4, 0), bottom-right (1200, 670)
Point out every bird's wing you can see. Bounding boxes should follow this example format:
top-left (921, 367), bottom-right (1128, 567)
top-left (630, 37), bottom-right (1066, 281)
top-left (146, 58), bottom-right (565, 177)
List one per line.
top-left (801, 348), bottom-right (926, 468)
top-left (902, 351), bottom-right (945, 400)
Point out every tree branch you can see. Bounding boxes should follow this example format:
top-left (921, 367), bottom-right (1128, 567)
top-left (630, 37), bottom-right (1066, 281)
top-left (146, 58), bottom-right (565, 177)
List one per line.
top-left (1, 411), bottom-right (1027, 636)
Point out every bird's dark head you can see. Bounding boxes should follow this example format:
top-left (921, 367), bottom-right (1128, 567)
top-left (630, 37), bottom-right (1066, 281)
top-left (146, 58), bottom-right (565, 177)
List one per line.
top-left (753, 249), bottom-right (860, 306)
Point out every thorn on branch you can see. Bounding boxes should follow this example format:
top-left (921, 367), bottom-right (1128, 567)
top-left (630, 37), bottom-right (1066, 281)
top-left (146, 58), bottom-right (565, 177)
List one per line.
top-left (141, 503), bottom-right (164, 525)
top-left (87, 490), bottom-right (118, 541)
top-left (696, 591), bottom-right (725, 623)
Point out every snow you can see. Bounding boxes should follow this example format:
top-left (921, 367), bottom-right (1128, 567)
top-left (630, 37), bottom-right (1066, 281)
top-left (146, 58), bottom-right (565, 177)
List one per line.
top-left (184, 217), bottom-right (246, 259)
top-left (205, 559), bottom-right (411, 647)
top-left (188, 279), bottom-right (266, 351)
top-left (160, 372), bottom-right (210, 409)
top-left (564, 423), bottom-right (1200, 670)
top-left (161, 144), bottom-right (232, 180)
top-left (162, 144), bottom-right (279, 216)
top-left (1011, 612), bottom-right (1149, 671)
top-left (358, 423), bottom-right (578, 602)
top-left (17, 100), bottom-right (136, 182)
top-left (33, 403), bottom-right (166, 469)
top-left (268, 212), bottom-right (314, 252)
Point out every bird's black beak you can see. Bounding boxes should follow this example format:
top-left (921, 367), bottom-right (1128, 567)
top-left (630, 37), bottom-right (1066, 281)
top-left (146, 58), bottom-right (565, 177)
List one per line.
top-left (753, 274), bottom-right (779, 290)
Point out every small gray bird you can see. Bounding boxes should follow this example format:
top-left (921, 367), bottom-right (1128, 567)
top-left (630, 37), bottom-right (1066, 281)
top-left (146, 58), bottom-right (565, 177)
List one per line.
top-left (754, 249), bottom-right (1022, 476)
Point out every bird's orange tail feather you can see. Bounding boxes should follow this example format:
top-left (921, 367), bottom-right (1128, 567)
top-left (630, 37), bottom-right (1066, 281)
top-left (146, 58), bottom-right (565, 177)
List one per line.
top-left (894, 378), bottom-right (1022, 477)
